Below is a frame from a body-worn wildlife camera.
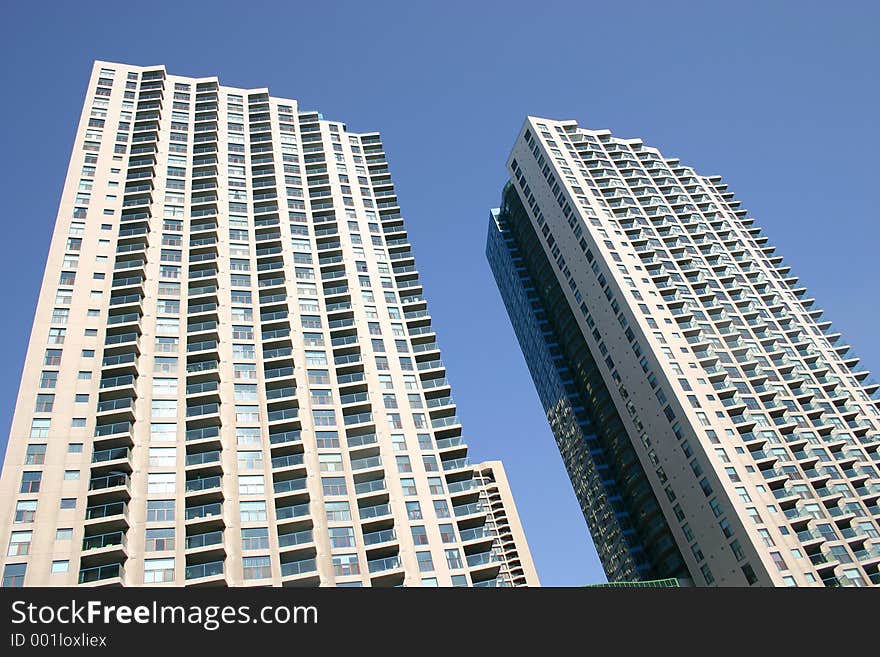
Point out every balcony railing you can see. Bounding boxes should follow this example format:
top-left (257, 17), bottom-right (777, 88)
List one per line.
top-left (363, 528), bottom-right (396, 546)
top-left (185, 531), bottom-right (223, 550)
top-left (78, 563), bottom-right (124, 584)
top-left (278, 529), bottom-right (314, 548)
top-left (368, 555), bottom-right (401, 573)
top-left (281, 558), bottom-right (317, 577)
top-left (185, 560), bottom-right (224, 580)
top-left (82, 531), bottom-right (126, 552)
top-left (359, 504), bottom-right (391, 520)
top-left (185, 502), bottom-right (222, 521)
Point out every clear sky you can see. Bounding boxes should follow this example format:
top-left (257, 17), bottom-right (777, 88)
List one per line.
top-left (0, 1), bottom-right (877, 586)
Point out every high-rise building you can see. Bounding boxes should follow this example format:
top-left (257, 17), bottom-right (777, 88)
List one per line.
top-left (0, 61), bottom-right (537, 588)
top-left (488, 116), bottom-right (880, 587)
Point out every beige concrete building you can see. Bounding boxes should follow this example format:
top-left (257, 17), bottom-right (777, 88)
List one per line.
top-left (488, 116), bottom-right (880, 586)
top-left (0, 61), bottom-right (538, 588)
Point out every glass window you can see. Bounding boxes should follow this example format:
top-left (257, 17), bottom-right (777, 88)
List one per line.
top-left (145, 528), bottom-right (175, 552)
top-left (144, 558), bottom-right (175, 584)
top-left (242, 556), bottom-right (271, 580)
top-left (20, 471), bottom-right (41, 493)
top-left (7, 531), bottom-right (32, 557)
top-left (242, 527), bottom-right (269, 551)
top-left (146, 500), bottom-right (175, 522)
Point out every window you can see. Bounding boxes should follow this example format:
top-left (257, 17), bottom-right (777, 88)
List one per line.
top-left (320, 454), bottom-right (343, 472)
top-left (313, 409), bottom-right (336, 426)
top-left (145, 528), bottom-right (175, 551)
top-left (56, 528), bottom-right (73, 541)
top-left (144, 558), bottom-right (175, 584)
top-left (153, 378), bottom-right (178, 396)
top-left (237, 451), bottom-right (263, 470)
top-left (152, 400), bottom-right (177, 418)
top-left (15, 501), bottom-right (37, 523)
top-left (406, 501), bottom-right (422, 520)
top-left (770, 551), bottom-right (788, 572)
top-left (148, 447), bottom-right (176, 468)
top-left (235, 405), bottom-right (259, 423)
top-left (3, 563), bottom-right (26, 587)
top-left (238, 475), bottom-right (265, 496)
top-left (416, 551), bottom-right (434, 572)
top-left (445, 548), bottom-right (463, 570)
top-left (400, 478), bottom-right (417, 496)
top-left (326, 501), bottom-right (351, 522)
top-left (242, 528), bottom-right (269, 551)
top-left (20, 471), bottom-right (41, 493)
top-left (7, 531), bottom-right (32, 556)
top-left (60, 498), bottom-right (76, 509)
top-left (243, 556), bottom-right (272, 580)
top-left (330, 554), bottom-right (359, 577)
top-left (147, 500), bottom-right (175, 522)
top-left (329, 527), bottom-right (356, 548)
top-left (316, 430), bottom-right (339, 448)
top-left (322, 477), bottom-right (347, 496)
top-left (39, 370), bottom-right (58, 389)
top-left (43, 349), bottom-right (62, 366)
top-left (700, 564), bottom-right (715, 585)
top-left (439, 524), bottom-right (456, 543)
top-left (240, 501), bottom-right (267, 522)
top-left (25, 444), bottom-right (46, 465)
top-left (147, 473), bottom-right (175, 494)
top-left (48, 328), bottom-right (66, 344)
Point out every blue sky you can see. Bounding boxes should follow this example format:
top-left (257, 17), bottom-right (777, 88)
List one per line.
top-left (0, 1), bottom-right (877, 586)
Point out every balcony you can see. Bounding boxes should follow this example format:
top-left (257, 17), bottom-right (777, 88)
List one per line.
top-left (459, 526), bottom-right (497, 543)
top-left (432, 416), bottom-right (461, 430)
top-left (91, 446), bottom-right (131, 467)
top-left (185, 475), bottom-right (223, 495)
top-left (344, 412), bottom-right (373, 427)
top-left (454, 502), bottom-right (484, 518)
top-left (266, 385), bottom-right (297, 401)
top-left (184, 502), bottom-right (224, 532)
top-left (280, 558), bottom-right (318, 585)
top-left (185, 530), bottom-right (224, 553)
top-left (363, 528), bottom-right (397, 547)
top-left (84, 501), bottom-right (129, 531)
top-left (351, 455), bottom-right (382, 471)
top-left (355, 479), bottom-right (386, 496)
top-left (78, 563), bottom-right (125, 586)
top-left (268, 407), bottom-right (299, 423)
top-left (185, 559), bottom-right (225, 585)
top-left (186, 425), bottom-right (221, 446)
top-left (186, 402), bottom-right (219, 419)
top-left (359, 503), bottom-right (392, 520)
top-left (442, 457), bottom-right (469, 472)
top-left (447, 479), bottom-right (477, 495)
top-left (185, 450), bottom-right (221, 468)
top-left (87, 474), bottom-right (130, 504)
top-left (269, 429), bottom-right (302, 447)
top-left (347, 433), bottom-right (377, 448)
top-left (273, 477), bottom-right (308, 496)
top-left (467, 551), bottom-right (501, 568)
top-left (278, 529), bottom-right (314, 550)
top-left (271, 452), bottom-right (305, 471)
top-left (276, 503), bottom-right (310, 523)
top-left (368, 555), bottom-right (402, 574)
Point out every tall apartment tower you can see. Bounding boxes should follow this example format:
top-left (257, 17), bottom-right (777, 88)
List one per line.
top-left (487, 116), bottom-right (880, 587)
top-left (0, 61), bottom-right (538, 588)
